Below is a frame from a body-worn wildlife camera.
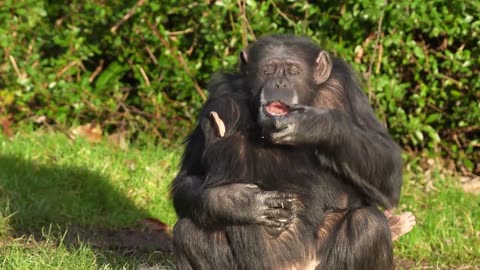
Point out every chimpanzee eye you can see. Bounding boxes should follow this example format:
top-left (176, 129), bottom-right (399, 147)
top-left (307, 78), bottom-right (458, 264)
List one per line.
top-left (287, 65), bottom-right (300, 76)
top-left (263, 65), bottom-right (275, 75)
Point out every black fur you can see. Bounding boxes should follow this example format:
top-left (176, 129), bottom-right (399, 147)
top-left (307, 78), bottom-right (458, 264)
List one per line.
top-left (171, 35), bottom-right (402, 270)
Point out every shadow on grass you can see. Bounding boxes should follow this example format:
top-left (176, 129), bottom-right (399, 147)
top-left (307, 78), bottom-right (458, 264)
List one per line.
top-left (0, 155), bottom-right (172, 268)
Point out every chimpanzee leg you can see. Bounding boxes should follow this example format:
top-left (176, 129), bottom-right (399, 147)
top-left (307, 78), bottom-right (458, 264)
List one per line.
top-left (173, 218), bottom-right (237, 270)
top-left (316, 206), bottom-right (393, 270)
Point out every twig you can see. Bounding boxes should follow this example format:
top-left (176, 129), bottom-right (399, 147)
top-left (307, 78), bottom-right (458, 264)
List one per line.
top-left (246, 16), bottom-right (256, 40)
top-left (426, 103), bottom-right (445, 113)
top-left (452, 133), bottom-right (463, 148)
top-left (270, 0), bottom-right (295, 25)
top-left (8, 55), bottom-right (25, 80)
top-left (186, 34), bottom-right (198, 56)
top-left (375, 33), bottom-right (384, 74)
top-left (166, 28), bottom-right (194, 36)
top-left (89, 60), bottom-right (104, 83)
top-left (145, 46), bottom-right (158, 64)
top-left (435, 73), bottom-right (463, 88)
top-left (138, 66), bottom-right (151, 87)
top-left (147, 22), bottom-right (206, 100)
top-left (366, 0), bottom-right (388, 99)
top-left (237, 0), bottom-right (256, 44)
top-left (237, 0), bottom-right (248, 47)
top-left (110, 0), bottom-right (145, 33)
top-left (445, 125), bottom-right (480, 136)
top-left (355, 33), bottom-right (375, 63)
top-left (243, 5), bottom-right (257, 40)
top-left (56, 60), bottom-right (79, 78)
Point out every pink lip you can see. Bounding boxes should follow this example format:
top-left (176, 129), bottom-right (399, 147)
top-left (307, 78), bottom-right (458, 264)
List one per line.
top-left (265, 102), bottom-right (290, 116)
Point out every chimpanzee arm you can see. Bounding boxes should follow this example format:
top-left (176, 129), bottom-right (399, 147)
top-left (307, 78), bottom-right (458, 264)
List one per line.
top-left (172, 157), bottom-right (295, 231)
top-left (266, 96), bottom-right (402, 208)
top-left (172, 172), bottom-right (295, 230)
top-left (171, 96), bottom-right (295, 230)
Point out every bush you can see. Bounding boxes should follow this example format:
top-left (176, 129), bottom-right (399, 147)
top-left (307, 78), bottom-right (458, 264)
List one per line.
top-left (0, 0), bottom-right (478, 171)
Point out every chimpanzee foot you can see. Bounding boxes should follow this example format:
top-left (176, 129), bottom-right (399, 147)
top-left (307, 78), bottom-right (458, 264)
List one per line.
top-left (385, 210), bottom-right (416, 241)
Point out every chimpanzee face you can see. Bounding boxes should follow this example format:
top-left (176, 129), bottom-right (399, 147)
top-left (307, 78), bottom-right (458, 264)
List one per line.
top-left (239, 45), bottom-right (332, 119)
top-left (258, 56), bottom-right (307, 115)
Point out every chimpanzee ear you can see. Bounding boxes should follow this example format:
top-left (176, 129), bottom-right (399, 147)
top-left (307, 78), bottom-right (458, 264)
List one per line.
top-left (240, 50), bottom-right (248, 65)
top-left (314, 51), bottom-right (332, 84)
top-left (238, 50), bottom-right (248, 71)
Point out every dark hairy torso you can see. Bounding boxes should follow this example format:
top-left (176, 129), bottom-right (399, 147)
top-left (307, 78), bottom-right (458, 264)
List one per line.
top-left (200, 128), bottom-right (365, 268)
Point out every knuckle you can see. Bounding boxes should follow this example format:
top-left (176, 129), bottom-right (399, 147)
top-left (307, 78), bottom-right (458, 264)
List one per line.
top-left (257, 215), bottom-right (267, 222)
top-left (240, 183), bottom-right (259, 189)
top-left (272, 221), bottom-right (282, 227)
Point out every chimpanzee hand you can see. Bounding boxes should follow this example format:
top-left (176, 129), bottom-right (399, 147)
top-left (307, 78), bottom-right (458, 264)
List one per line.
top-left (265, 105), bottom-right (348, 146)
top-left (201, 183), bottom-right (296, 231)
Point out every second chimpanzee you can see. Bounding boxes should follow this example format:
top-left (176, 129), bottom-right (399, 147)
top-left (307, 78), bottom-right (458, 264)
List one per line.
top-left (171, 35), bottom-right (415, 270)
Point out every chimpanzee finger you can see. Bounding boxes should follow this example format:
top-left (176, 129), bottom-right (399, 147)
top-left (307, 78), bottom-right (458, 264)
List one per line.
top-left (263, 197), bottom-right (294, 210)
top-left (272, 116), bottom-right (295, 130)
top-left (238, 183), bottom-right (260, 190)
top-left (288, 104), bottom-right (311, 112)
top-left (274, 191), bottom-right (296, 200)
top-left (262, 191), bottom-right (296, 201)
top-left (260, 217), bottom-right (289, 228)
top-left (264, 224), bottom-right (288, 237)
top-left (271, 132), bottom-right (296, 145)
top-left (290, 104), bottom-right (329, 115)
top-left (263, 208), bottom-right (293, 220)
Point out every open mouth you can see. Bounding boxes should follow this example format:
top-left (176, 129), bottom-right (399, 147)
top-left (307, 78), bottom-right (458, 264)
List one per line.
top-left (265, 101), bottom-right (290, 116)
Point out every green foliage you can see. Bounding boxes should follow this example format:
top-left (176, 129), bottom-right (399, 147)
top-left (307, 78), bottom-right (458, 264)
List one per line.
top-left (0, 0), bottom-right (478, 169)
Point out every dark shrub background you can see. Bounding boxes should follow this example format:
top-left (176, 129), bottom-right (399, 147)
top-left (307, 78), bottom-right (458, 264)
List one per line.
top-left (1, 0), bottom-right (478, 171)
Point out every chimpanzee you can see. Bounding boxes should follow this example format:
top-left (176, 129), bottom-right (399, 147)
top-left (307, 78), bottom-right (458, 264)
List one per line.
top-left (171, 35), bottom-right (415, 270)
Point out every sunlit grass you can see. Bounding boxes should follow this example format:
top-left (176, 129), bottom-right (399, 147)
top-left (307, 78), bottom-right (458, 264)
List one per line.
top-left (0, 131), bottom-right (178, 269)
top-left (0, 131), bottom-right (478, 269)
top-left (394, 156), bottom-right (480, 268)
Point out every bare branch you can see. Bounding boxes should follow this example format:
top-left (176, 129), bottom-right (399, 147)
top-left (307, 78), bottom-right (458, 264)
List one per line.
top-left (111, 0), bottom-right (146, 34)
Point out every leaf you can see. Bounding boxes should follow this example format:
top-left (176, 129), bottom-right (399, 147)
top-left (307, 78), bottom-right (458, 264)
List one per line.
top-left (94, 62), bottom-right (129, 93)
top-left (463, 159), bottom-right (474, 171)
top-left (414, 130), bottom-right (424, 142)
top-left (413, 45), bottom-right (425, 59)
top-left (423, 126), bottom-right (441, 143)
top-left (450, 90), bottom-right (462, 98)
top-left (425, 113), bottom-right (442, 124)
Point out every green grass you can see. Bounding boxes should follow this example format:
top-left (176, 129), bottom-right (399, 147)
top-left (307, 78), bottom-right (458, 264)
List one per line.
top-left (0, 132), bottom-right (478, 269)
top-left (0, 131), bottom-right (178, 269)
top-left (394, 158), bottom-right (480, 269)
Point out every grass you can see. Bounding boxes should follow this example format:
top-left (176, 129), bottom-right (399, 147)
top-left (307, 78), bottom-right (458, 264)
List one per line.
top-left (394, 157), bottom-right (480, 269)
top-left (0, 131), bottom-right (478, 269)
top-left (0, 131), bottom-right (178, 269)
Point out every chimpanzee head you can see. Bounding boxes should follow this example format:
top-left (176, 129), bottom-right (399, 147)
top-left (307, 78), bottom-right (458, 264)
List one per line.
top-left (239, 35), bottom-right (332, 118)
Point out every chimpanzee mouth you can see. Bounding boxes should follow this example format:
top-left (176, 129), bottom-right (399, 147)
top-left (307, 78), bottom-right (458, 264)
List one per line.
top-left (265, 101), bottom-right (290, 116)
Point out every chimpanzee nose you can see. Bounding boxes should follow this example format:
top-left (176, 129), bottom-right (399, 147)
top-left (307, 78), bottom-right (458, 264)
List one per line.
top-left (276, 81), bottom-right (287, 88)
